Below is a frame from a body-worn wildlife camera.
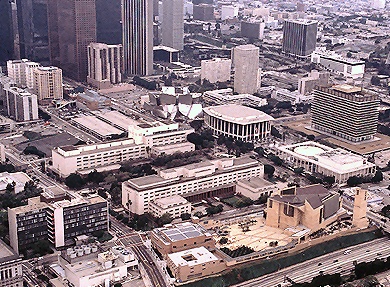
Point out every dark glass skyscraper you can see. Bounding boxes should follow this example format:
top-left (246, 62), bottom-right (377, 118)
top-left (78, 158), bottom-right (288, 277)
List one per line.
top-left (0, 0), bottom-right (19, 65)
top-left (282, 19), bottom-right (318, 57)
top-left (96, 0), bottom-right (122, 45)
top-left (48, 0), bottom-right (97, 81)
top-left (122, 0), bottom-right (153, 76)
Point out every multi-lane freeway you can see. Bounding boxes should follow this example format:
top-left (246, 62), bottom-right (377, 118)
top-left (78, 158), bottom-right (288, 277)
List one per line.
top-left (233, 237), bottom-right (390, 287)
top-left (110, 216), bottom-right (169, 287)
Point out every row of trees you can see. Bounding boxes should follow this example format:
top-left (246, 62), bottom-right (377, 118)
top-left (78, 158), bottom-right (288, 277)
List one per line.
top-left (151, 150), bottom-right (203, 168)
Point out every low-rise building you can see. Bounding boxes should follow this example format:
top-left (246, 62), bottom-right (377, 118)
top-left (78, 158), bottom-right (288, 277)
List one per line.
top-left (167, 247), bottom-right (225, 282)
top-left (0, 240), bottom-right (23, 287)
top-left (129, 122), bottom-right (194, 147)
top-left (151, 141), bottom-right (195, 156)
top-left (52, 139), bottom-right (147, 177)
top-left (122, 157), bottom-right (263, 214)
top-left (273, 88), bottom-right (313, 105)
top-left (76, 90), bottom-right (111, 111)
top-left (276, 141), bottom-right (376, 184)
top-left (0, 172), bottom-right (32, 194)
top-left (151, 222), bottom-right (214, 256)
top-left (266, 185), bottom-right (342, 234)
top-left (153, 46), bottom-right (180, 63)
top-left (236, 177), bottom-right (288, 200)
top-left (72, 115), bottom-right (125, 141)
top-left (203, 104), bottom-right (273, 141)
top-left (203, 88), bottom-right (267, 107)
top-left (8, 190), bottom-right (108, 253)
top-left (149, 195), bottom-right (191, 218)
top-left (59, 245), bottom-right (137, 287)
top-left (311, 49), bottom-right (365, 79)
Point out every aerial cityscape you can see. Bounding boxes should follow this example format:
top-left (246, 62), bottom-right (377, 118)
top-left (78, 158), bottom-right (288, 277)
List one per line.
top-left (0, 0), bottom-right (390, 286)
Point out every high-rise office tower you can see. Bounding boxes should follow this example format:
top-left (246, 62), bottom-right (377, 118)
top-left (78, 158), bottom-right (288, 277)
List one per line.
top-left (312, 85), bottom-right (380, 143)
top-left (282, 19), bottom-right (318, 57)
top-left (33, 67), bottom-right (63, 101)
top-left (0, 0), bottom-right (17, 65)
top-left (87, 43), bottom-right (123, 89)
top-left (14, 0), bottom-right (49, 61)
top-left (122, 0), bottom-right (153, 76)
top-left (161, 0), bottom-right (184, 50)
top-left (233, 44), bottom-right (261, 94)
top-left (96, 0), bottom-right (122, 45)
top-left (48, 0), bottom-right (97, 82)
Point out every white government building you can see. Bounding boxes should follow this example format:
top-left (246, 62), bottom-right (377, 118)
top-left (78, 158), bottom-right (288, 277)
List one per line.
top-left (276, 141), bottom-right (376, 184)
top-left (203, 104), bottom-right (274, 141)
top-left (122, 157), bottom-right (264, 214)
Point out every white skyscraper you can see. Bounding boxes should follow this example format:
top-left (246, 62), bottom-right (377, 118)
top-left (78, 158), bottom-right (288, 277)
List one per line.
top-left (87, 43), bottom-right (123, 89)
top-left (161, 0), bottom-right (184, 50)
top-left (233, 44), bottom-right (261, 94)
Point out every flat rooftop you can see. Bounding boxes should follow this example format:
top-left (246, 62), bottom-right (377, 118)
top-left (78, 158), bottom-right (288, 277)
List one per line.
top-left (0, 240), bottom-right (19, 263)
top-left (285, 19), bottom-right (318, 25)
top-left (72, 116), bottom-right (123, 137)
top-left (203, 104), bottom-right (274, 124)
top-left (155, 222), bottom-right (210, 243)
top-left (152, 195), bottom-right (188, 207)
top-left (168, 247), bottom-right (218, 267)
top-left (126, 157), bottom-right (260, 190)
top-left (95, 110), bottom-right (139, 131)
top-left (235, 44), bottom-right (259, 51)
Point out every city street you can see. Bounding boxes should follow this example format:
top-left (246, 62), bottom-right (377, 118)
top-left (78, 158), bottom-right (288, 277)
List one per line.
top-left (110, 216), bottom-right (169, 287)
top-left (233, 237), bottom-right (390, 287)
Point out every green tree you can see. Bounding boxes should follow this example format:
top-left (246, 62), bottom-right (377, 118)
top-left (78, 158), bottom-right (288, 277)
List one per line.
top-left (371, 170), bottom-right (383, 183)
top-left (264, 164), bottom-right (275, 178)
top-left (347, 176), bottom-right (362, 187)
top-left (65, 173), bottom-right (85, 189)
top-left (157, 213), bottom-right (173, 226)
top-left (180, 213), bottom-right (191, 221)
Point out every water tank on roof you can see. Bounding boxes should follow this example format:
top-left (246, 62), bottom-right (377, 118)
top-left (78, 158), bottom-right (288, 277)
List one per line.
top-left (84, 246), bottom-right (91, 255)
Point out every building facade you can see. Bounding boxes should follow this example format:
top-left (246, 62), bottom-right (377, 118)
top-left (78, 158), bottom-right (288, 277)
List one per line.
top-left (276, 141), bottom-right (376, 184)
top-left (298, 70), bottom-right (329, 95)
top-left (312, 85), bottom-right (380, 142)
top-left (233, 44), bottom-right (260, 94)
top-left (201, 58), bottom-right (231, 84)
top-left (193, 4), bottom-right (214, 21)
top-left (33, 66), bottom-right (63, 101)
top-left (122, 157), bottom-right (263, 214)
top-left (48, 0), bottom-right (97, 81)
top-left (122, 0), bottom-right (153, 76)
top-left (161, 0), bottom-right (184, 50)
top-left (87, 43), bottom-right (123, 89)
top-left (241, 21), bottom-right (265, 40)
top-left (0, 240), bottom-right (23, 287)
top-left (8, 191), bottom-right (108, 253)
top-left (282, 19), bottom-right (318, 57)
top-left (203, 104), bottom-right (273, 141)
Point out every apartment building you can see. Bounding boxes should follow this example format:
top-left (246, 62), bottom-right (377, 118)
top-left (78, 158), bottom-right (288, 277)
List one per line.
top-left (7, 59), bottom-right (40, 88)
top-left (33, 66), bottom-right (63, 101)
top-left (2, 86), bottom-right (38, 122)
top-left (8, 190), bottom-right (108, 253)
top-left (122, 157), bottom-right (264, 214)
top-left (52, 139), bottom-right (147, 177)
